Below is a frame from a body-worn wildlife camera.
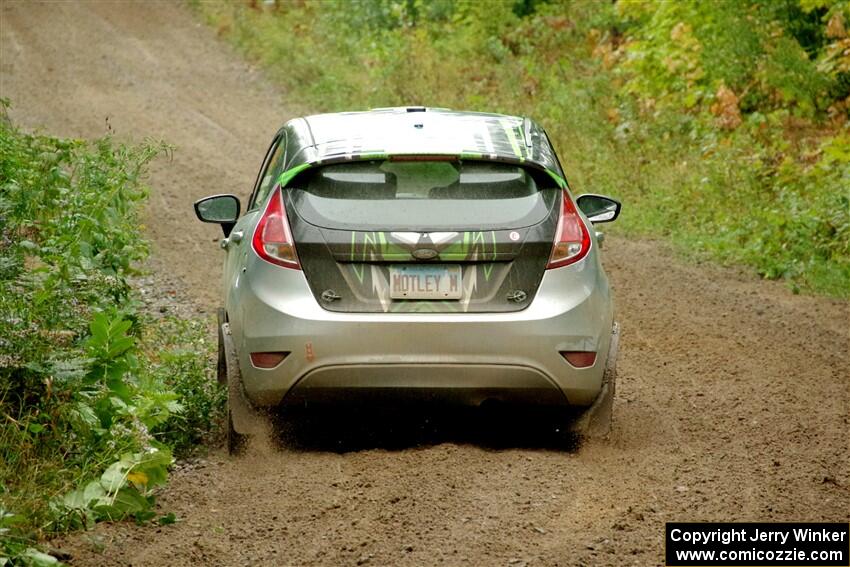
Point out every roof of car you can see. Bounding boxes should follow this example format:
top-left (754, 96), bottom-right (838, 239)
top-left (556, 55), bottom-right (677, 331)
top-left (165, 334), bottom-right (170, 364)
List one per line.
top-left (280, 107), bottom-right (564, 180)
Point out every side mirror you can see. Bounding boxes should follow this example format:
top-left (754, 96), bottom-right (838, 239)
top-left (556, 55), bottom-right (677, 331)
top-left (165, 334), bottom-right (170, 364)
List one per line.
top-left (576, 194), bottom-right (621, 224)
top-left (194, 194), bottom-right (241, 236)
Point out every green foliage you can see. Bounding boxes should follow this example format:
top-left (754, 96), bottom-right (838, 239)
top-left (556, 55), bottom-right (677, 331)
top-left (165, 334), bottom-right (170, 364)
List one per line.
top-left (61, 448), bottom-right (172, 526)
top-left (198, 0), bottom-right (849, 296)
top-left (0, 107), bottom-right (223, 564)
top-left (148, 318), bottom-right (225, 458)
top-left (615, 0), bottom-right (837, 115)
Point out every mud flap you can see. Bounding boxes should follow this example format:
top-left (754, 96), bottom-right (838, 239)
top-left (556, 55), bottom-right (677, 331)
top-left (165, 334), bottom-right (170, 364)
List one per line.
top-left (221, 322), bottom-right (268, 441)
top-left (216, 308), bottom-right (227, 386)
top-left (570, 322), bottom-right (619, 440)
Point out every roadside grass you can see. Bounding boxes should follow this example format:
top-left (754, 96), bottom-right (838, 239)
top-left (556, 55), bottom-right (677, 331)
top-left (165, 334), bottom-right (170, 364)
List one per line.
top-left (0, 103), bottom-right (224, 565)
top-left (196, 0), bottom-right (849, 297)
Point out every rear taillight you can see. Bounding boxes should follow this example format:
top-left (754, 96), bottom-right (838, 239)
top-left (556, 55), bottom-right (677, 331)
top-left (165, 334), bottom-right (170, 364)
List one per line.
top-left (546, 189), bottom-right (590, 269)
top-left (252, 187), bottom-right (300, 269)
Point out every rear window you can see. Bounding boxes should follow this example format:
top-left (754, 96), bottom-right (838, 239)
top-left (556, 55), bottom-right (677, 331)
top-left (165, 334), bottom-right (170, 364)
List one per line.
top-left (289, 160), bottom-right (558, 231)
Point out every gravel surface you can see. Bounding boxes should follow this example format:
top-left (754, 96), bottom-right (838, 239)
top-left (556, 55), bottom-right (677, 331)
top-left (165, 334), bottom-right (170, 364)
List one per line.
top-left (1, 2), bottom-right (848, 566)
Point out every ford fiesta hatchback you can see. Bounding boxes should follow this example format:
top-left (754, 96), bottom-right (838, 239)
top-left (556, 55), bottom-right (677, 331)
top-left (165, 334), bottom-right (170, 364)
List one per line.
top-left (194, 107), bottom-right (622, 452)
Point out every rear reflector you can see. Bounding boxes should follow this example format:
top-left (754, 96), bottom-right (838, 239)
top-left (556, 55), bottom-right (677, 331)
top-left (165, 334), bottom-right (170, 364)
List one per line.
top-left (560, 351), bottom-right (597, 368)
top-left (250, 351), bottom-right (289, 369)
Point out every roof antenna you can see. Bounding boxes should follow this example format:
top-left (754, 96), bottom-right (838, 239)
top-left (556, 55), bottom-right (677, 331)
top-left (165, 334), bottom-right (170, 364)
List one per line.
top-left (522, 117), bottom-right (534, 149)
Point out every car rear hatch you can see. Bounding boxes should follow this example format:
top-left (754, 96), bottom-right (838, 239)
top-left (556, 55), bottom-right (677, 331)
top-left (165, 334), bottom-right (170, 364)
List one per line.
top-left (285, 159), bottom-right (560, 313)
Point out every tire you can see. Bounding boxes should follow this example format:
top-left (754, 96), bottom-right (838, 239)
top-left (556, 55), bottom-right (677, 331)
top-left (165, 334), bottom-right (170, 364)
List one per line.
top-left (587, 367), bottom-right (616, 438)
top-left (220, 317), bottom-right (248, 455)
top-left (570, 323), bottom-right (619, 441)
top-left (221, 320), bottom-right (267, 455)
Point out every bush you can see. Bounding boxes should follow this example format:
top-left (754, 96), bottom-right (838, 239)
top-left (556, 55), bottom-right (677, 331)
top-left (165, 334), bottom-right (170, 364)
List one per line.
top-left (0, 103), bottom-right (224, 563)
top-left (148, 317), bottom-right (225, 458)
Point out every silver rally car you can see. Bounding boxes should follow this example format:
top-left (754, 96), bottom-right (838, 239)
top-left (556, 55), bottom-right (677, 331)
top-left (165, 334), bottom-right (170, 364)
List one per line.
top-left (194, 107), bottom-right (622, 451)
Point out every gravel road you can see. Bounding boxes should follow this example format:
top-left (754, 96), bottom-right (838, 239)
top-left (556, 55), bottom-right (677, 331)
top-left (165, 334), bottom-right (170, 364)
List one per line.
top-left (1, 2), bottom-right (848, 566)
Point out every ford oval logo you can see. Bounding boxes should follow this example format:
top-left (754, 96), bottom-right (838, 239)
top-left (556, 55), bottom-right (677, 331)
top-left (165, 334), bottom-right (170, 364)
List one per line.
top-left (411, 248), bottom-right (439, 260)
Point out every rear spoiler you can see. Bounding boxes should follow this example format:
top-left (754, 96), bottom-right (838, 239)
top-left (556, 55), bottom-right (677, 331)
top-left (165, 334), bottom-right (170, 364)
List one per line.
top-left (276, 154), bottom-right (570, 190)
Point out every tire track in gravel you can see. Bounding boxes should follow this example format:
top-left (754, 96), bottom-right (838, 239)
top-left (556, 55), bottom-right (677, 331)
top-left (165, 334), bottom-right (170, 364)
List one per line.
top-left (2, 2), bottom-right (848, 566)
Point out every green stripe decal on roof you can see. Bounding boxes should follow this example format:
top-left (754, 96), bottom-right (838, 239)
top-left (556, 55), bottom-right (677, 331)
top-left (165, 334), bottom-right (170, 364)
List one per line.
top-left (500, 119), bottom-right (524, 160)
top-left (545, 169), bottom-right (568, 188)
top-left (358, 152), bottom-right (389, 160)
top-left (277, 163), bottom-right (312, 187)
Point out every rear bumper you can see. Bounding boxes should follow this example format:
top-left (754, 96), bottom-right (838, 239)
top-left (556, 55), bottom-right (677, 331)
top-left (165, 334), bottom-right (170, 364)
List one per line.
top-left (228, 252), bottom-right (614, 408)
top-left (284, 363), bottom-right (568, 407)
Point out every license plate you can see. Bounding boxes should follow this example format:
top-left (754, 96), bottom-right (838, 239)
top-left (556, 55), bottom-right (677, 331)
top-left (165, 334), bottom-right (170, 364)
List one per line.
top-left (389, 264), bottom-right (462, 300)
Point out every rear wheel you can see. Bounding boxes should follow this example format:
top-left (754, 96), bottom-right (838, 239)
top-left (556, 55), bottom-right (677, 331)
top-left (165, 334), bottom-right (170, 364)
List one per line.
top-left (566, 371), bottom-right (615, 443)
top-left (570, 323), bottom-right (619, 441)
top-left (218, 310), bottom-right (248, 454)
top-left (220, 320), bottom-right (265, 455)
top-left (223, 329), bottom-right (248, 455)
top-left (571, 369), bottom-right (615, 439)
